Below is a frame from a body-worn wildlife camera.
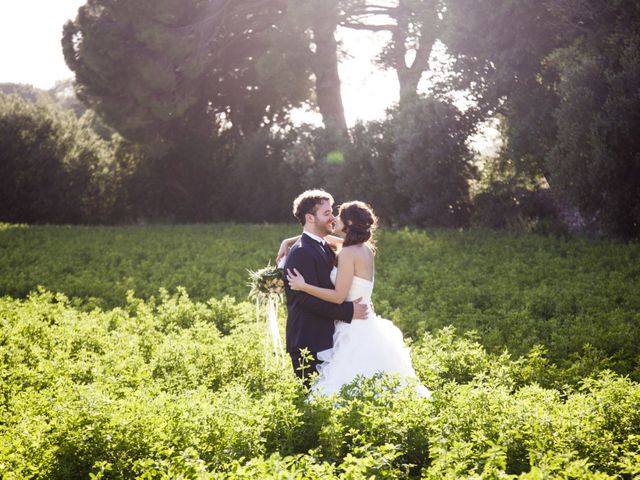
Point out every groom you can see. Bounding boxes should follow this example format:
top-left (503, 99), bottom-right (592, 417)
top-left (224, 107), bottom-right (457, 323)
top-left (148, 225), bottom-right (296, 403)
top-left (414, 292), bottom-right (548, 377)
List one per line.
top-left (283, 189), bottom-right (368, 383)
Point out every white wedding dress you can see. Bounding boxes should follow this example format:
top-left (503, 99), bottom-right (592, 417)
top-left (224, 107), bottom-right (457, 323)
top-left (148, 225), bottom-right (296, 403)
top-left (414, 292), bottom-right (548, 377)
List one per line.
top-left (312, 268), bottom-right (431, 398)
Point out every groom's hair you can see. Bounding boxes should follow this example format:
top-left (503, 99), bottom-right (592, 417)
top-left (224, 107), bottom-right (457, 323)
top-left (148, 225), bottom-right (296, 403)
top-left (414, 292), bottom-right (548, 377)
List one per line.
top-left (293, 189), bottom-right (334, 225)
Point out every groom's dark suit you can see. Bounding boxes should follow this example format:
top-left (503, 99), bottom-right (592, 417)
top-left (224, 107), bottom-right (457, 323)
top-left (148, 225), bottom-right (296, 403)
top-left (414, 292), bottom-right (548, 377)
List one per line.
top-left (284, 233), bottom-right (353, 378)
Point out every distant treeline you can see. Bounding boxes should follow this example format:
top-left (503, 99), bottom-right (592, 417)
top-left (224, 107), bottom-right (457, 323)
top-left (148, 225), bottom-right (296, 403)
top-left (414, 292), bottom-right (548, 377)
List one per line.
top-left (1, 0), bottom-right (639, 238)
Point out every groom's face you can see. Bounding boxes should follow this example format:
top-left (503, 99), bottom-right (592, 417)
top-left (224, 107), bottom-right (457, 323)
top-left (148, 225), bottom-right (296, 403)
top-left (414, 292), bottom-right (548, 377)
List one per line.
top-left (308, 199), bottom-right (336, 236)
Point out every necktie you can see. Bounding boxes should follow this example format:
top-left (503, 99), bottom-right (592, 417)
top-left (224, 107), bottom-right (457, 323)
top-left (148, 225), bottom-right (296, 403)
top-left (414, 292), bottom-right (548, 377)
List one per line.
top-left (321, 242), bottom-right (334, 260)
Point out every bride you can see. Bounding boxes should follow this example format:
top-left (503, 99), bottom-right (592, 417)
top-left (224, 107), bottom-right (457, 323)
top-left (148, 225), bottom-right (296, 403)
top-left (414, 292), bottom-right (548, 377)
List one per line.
top-left (278, 201), bottom-right (430, 398)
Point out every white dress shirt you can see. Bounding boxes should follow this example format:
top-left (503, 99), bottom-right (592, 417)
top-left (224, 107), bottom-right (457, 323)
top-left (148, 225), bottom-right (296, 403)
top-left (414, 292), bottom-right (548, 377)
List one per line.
top-left (302, 230), bottom-right (326, 245)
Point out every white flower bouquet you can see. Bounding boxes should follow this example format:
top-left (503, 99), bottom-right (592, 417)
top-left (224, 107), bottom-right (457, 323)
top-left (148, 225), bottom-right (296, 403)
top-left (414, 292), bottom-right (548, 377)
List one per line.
top-left (248, 264), bottom-right (285, 300)
top-left (247, 263), bottom-right (285, 366)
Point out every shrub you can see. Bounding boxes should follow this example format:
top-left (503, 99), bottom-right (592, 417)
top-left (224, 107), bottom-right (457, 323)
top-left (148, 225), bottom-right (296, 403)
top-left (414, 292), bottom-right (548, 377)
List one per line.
top-left (0, 93), bottom-right (136, 224)
top-left (391, 97), bottom-right (477, 228)
top-left (1, 289), bottom-right (640, 478)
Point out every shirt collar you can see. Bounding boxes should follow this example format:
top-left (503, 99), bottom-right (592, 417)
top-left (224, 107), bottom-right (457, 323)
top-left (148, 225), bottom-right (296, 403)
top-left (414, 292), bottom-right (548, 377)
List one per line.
top-left (303, 230), bottom-right (325, 245)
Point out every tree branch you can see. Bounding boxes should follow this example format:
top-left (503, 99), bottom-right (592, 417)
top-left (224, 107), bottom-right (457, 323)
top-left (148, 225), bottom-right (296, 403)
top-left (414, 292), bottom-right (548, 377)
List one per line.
top-left (340, 22), bottom-right (394, 31)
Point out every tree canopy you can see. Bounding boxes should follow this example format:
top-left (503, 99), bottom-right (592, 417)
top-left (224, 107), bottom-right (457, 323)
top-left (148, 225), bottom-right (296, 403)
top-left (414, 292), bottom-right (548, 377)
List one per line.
top-left (1, 0), bottom-right (638, 237)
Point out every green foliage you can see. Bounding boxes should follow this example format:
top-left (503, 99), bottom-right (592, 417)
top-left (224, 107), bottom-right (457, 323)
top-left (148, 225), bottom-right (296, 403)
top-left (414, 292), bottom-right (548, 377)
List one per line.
top-left (0, 93), bottom-right (135, 224)
top-left (442, 0), bottom-right (640, 238)
top-left (0, 94), bottom-right (67, 223)
top-left (0, 223), bottom-right (299, 309)
top-left (1, 224), bottom-right (639, 477)
top-left (471, 181), bottom-right (564, 235)
top-left (546, 30), bottom-right (640, 238)
top-left (47, 79), bottom-right (91, 120)
top-left (1, 287), bottom-right (640, 478)
top-left (0, 82), bottom-right (51, 104)
top-left (63, 0), bottom-right (311, 143)
top-left (61, 0), bottom-right (314, 222)
top-left (275, 104), bottom-right (475, 228)
top-left (390, 97), bottom-right (477, 227)
top-left (6, 0), bottom-right (637, 236)
top-left (372, 228), bottom-right (640, 380)
top-left (1, 224), bottom-right (639, 382)
top-left (221, 129), bottom-right (305, 223)
top-left (340, 120), bottom-right (410, 222)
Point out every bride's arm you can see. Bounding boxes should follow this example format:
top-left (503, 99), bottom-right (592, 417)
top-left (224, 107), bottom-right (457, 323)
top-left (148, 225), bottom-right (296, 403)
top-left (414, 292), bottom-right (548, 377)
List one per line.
top-left (286, 249), bottom-right (355, 304)
top-left (276, 235), bottom-right (301, 264)
top-left (325, 234), bottom-right (344, 250)
top-left (277, 234), bottom-right (342, 264)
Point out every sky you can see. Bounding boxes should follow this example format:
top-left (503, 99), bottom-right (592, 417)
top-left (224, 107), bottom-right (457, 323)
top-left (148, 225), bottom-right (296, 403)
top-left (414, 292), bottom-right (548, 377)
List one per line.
top-left (0, 0), bottom-right (398, 126)
top-left (0, 0), bottom-right (85, 90)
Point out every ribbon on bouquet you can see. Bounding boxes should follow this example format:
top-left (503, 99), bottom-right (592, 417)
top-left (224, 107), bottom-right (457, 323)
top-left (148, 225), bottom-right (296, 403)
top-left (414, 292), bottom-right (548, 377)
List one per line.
top-left (248, 263), bottom-right (286, 368)
top-left (255, 294), bottom-right (285, 367)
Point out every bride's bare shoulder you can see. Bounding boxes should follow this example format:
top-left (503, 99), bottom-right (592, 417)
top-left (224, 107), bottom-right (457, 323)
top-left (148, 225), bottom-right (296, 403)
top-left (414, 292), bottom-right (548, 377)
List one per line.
top-left (339, 243), bottom-right (374, 260)
top-left (337, 245), bottom-right (357, 257)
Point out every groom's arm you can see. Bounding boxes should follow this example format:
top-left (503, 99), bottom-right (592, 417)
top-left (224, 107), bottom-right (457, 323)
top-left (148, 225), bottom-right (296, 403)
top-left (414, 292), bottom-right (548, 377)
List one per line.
top-left (285, 247), bottom-right (353, 322)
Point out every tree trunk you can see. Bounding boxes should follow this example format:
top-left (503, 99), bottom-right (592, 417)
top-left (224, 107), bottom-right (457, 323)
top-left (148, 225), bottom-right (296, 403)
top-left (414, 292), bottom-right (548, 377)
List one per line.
top-left (311, 9), bottom-right (347, 132)
top-left (392, 2), bottom-right (435, 105)
top-left (341, 1), bottom-right (438, 105)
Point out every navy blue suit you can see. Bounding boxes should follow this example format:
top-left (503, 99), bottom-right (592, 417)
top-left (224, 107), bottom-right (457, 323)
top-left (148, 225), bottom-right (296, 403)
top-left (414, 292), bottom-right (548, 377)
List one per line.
top-left (284, 233), bottom-right (353, 377)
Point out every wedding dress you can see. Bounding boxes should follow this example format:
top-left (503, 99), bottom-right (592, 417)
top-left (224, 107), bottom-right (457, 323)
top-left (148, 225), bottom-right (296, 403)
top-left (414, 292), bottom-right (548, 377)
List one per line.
top-left (312, 268), bottom-right (431, 398)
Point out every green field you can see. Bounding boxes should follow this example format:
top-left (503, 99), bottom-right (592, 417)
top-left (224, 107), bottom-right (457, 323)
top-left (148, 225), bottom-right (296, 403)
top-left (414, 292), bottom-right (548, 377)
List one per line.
top-left (1, 224), bottom-right (639, 478)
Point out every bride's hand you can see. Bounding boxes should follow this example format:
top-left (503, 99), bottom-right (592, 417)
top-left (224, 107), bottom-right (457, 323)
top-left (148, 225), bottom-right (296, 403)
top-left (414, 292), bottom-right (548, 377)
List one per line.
top-left (286, 268), bottom-right (307, 291)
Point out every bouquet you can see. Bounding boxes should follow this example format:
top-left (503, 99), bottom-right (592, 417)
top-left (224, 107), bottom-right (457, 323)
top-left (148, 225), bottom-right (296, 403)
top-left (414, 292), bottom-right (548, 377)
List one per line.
top-left (247, 263), bottom-right (285, 366)
top-left (248, 264), bottom-right (285, 300)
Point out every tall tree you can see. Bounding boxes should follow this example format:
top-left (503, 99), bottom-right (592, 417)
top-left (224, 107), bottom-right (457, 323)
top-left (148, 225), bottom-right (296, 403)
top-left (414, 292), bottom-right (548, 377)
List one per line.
top-left (286, 0), bottom-right (348, 132)
top-left (62, 0), bottom-right (312, 221)
top-left (545, 0), bottom-right (640, 237)
top-left (342, 0), bottom-right (442, 103)
top-left (442, 0), bottom-right (640, 237)
top-left (311, 2), bottom-right (348, 131)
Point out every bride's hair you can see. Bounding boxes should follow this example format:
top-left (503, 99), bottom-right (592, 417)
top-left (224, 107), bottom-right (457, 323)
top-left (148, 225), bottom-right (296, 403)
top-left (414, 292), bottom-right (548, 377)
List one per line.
top-left (339, 201), bottom-right (378, 252)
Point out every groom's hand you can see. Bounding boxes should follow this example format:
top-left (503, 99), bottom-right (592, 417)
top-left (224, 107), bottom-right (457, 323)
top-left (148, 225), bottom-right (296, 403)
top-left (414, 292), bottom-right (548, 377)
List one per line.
top-left (352, 297), bottom-right (369, 320)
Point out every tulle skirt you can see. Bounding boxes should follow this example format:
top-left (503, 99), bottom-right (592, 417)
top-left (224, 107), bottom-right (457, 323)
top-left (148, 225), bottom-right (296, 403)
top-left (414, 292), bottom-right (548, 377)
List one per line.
top-left (313, 315), bottom-right (431, 398)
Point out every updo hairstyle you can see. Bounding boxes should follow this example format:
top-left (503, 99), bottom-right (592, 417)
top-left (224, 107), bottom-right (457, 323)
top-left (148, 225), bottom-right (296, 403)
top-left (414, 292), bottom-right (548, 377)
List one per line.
top-left (339, 201), bottom-right (378, 251)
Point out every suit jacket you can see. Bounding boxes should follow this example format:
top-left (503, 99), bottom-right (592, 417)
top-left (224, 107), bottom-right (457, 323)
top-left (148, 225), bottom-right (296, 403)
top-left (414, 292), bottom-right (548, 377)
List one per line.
top-left (284, 233), bottom-right (354, 354)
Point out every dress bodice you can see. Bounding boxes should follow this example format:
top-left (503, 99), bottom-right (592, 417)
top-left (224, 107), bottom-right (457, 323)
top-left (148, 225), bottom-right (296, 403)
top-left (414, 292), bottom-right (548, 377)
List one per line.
top-left (330, 267), bottom-right (374, 303)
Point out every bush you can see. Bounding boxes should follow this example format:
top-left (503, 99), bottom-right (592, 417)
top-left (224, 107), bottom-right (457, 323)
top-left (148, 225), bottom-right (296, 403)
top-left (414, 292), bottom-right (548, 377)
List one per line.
top-left (2, 223), bottom-right (639, 380)
top-left (0, 93), bottom-right (135, 224)
top-left (2, 290), bottom-right (640, 478)
top-left (221, 129), bottom-right (306, 222)
top-left (472, 181), bottom-right (565, 235)
top-left (546, 36), bottom-right (640, 239)
top-left (390, 97), bottom-right (477, 228)
top-left (340, 120), bottom-right (411, 223)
